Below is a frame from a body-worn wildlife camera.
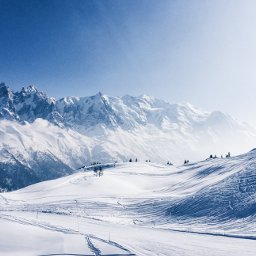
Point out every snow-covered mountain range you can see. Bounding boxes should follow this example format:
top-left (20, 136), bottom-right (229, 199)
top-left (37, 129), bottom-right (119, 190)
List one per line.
top-left (1, 82), bottom-right (256, 190)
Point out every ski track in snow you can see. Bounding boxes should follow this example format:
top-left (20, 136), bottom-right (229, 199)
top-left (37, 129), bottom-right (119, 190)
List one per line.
top-left (0, 212), bottom-right (134, 255)
top-left (86, 235), bottom-right (101, 256)
top-left (87, 234), bottom-right (135, 255)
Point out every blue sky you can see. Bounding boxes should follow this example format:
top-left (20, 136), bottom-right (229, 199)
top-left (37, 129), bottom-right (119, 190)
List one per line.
top-left (1, 0), bottom-right (256, 125)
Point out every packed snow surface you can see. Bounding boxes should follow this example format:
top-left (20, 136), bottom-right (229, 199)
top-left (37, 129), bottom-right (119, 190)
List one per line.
top-left (0, 151), bottom-right (256, 255)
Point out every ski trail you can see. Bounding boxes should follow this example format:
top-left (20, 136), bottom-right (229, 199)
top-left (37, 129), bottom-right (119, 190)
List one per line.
top-left (85, 235), bottom-right (101, 256)
top-left (87, 234), bottom-right (136, 255)
top-left (0, 213), bottom-right (135, 255)
top-left (0, 194), bottom-right (8, 204)
top-left (0, 213), bottom-right (79, 235)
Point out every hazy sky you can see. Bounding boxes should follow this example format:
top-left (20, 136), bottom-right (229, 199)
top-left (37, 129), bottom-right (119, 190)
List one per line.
top-left (1, 0), bottom-right (256, 125)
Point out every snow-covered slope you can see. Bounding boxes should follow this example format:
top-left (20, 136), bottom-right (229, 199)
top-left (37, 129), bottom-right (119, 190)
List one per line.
top-left (0, 151), bottom-right (256, 255)
top-left (1, 82), bottom-right (256, 190)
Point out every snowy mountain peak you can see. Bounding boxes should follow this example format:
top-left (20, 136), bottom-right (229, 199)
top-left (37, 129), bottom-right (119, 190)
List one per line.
top-left (0, 82), bottom-right (8, 90)
top-left (95, 91), bottom-right (103, 97)
top-left (0, 82), bottom-right (12, 98)
top-left (21, 85), bottom-right (38, 94)
top-left (0, 82), bottom-right (16, 120)
top-left (140, 94), bottom-right (155, 102)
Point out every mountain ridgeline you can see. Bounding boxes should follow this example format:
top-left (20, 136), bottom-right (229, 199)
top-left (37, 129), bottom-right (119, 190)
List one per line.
top-left (0, 82), bottom-right (256, 190)
top-left (1, 82), bottom-right (251, 130)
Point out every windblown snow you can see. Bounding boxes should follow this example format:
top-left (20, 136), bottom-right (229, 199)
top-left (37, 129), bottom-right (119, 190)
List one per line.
top-left (0, 150), bottom-right (256, 255)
